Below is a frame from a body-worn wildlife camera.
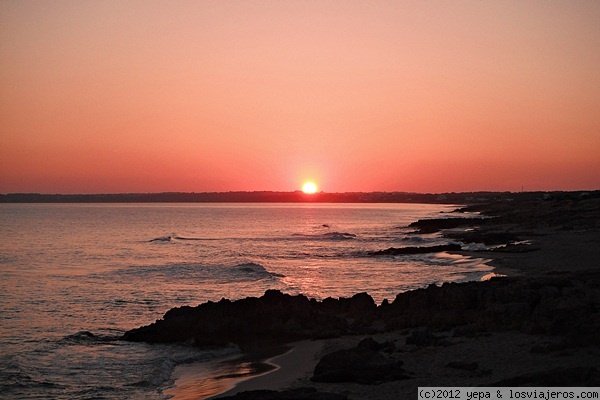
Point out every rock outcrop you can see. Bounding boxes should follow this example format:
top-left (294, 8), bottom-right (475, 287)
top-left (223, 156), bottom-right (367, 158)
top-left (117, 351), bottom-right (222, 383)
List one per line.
top-left (408, 217), bottom-right (492, 234)
top-left (367, 244), bottom-right (461, 256)
top-left (490, 367), bottom-right (600, 386)
top-left (122, 290), bottom-right (376, 348)
top-left (311, 338), bottom-right (409, 384)
top-left (123, 270), bottom-right (600, 349)
top-left (379, 270), bottom-right (600, 346)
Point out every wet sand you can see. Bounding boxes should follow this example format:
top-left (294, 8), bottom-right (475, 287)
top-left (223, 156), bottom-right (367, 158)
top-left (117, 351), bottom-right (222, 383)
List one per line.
top-left (165, 345), bottom-right (291, 399)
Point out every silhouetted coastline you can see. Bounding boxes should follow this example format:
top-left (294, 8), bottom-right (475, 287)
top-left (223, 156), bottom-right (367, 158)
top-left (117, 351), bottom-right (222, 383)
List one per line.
top-left (124, 191), bottom-right (600, 399)
top-left (2, 190), bottom-right (597, 204)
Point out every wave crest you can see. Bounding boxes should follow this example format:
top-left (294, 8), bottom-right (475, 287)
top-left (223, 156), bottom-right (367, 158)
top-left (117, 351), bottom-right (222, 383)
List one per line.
top-left (235, 262), bottom-right (285, 278)
top-left (148, 234), bottom-right (219, 243)
top-left (291, 232), bottom-right (356, 240)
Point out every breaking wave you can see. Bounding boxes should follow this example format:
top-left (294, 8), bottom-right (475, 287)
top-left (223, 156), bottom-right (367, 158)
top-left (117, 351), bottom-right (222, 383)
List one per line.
top-left (108, 261), bottom-right (284, 283)
top-left (291, 232), bottom-right (357, 240)
top-left (149, 235), bottom-right (220, 243)
top-left (234, 262), bottom-right (285, 278)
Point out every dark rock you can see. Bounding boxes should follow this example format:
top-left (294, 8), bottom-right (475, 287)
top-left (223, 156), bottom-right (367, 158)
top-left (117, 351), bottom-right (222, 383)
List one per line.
top-left (490, 367), bottom-right (600, 386)
top-left (216, 387), bottom-right (348, 400)
top-left (123, 270), bottom-right (600, 353)
top-left (408, 217), bottom-right (491, 234)
top-left (312, 338), bottom-right (410, 384)
top-left (405, 330), bottom-right (447, 347)
top-left (122, 290), bottom-right (374, 348)
top-left (530, 341), bottom-right (567, 354)
top-left (380, 270), bottom-right (600, 342)
top-left (446, 361), bottom-right (479, 371)
top-left (491, 243), bottom-right (540, 253)
top-left (445, 230), bottom-right (521, 246)
top-left (357, 337), bottom-right (396, 353)
top-left (368, 244), bottom-right (461, 256)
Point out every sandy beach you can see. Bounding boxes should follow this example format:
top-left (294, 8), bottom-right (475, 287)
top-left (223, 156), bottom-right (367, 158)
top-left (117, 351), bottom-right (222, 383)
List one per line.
top-left (161, 193), bottom-right (600, 400)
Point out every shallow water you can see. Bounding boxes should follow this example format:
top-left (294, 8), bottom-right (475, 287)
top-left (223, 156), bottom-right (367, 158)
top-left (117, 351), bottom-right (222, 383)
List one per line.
top-left (0, 203), bottom-right (491, 399)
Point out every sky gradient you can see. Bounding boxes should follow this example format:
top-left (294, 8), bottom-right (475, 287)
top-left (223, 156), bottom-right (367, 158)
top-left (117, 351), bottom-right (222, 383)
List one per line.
top-left (1, 1), bottom-right (599, 194)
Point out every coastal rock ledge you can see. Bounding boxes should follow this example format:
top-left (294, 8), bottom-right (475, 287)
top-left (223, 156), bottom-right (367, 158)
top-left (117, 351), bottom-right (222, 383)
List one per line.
top-left (122, 270), bottom-right (600, 349)
top-left (122, 290), bottom-right (377, 347)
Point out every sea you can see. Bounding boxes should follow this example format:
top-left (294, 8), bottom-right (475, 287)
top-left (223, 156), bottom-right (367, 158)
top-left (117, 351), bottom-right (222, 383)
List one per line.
top-left (0, 202), bottom-right (493, 399)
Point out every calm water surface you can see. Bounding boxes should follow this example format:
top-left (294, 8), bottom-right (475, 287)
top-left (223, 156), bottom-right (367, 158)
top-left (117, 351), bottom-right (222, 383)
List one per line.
top-left (0, 203), bottom-right (491, 399)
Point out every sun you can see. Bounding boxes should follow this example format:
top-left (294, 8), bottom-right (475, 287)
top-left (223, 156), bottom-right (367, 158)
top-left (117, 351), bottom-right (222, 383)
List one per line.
top-left (302, 181), bottom-right (318, 194)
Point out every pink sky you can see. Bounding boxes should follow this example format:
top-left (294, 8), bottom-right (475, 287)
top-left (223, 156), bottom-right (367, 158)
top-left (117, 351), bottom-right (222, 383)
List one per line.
top-left (1, 1), bottom-right (599, 194)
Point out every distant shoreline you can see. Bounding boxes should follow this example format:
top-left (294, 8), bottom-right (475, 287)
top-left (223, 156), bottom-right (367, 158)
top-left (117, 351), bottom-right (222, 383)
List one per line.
top-left (1, 190), bottom-right (595, 204)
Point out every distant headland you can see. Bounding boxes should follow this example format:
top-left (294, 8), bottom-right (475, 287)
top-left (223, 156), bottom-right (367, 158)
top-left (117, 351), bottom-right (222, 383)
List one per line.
top-left (0, 190), bottom-right (597, 204)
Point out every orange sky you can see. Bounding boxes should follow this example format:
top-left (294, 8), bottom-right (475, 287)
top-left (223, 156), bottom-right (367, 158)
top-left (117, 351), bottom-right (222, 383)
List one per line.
top-left (1, 1), bottom-right (599, 194)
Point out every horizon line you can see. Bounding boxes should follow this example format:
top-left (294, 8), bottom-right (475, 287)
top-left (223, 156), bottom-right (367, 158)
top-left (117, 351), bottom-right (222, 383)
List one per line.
top-left (1, 189), bottom-right (598, 196)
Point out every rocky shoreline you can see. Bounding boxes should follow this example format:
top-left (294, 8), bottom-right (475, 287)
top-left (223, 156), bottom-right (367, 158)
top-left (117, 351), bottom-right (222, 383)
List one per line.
top-left (123, 270), bottom-right (600, 353)
top-left (123, 192), bottom-right (600, 399)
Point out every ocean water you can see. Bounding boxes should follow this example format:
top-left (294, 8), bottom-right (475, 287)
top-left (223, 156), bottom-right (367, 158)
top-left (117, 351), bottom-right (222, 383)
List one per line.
top-left (0, 203), bottom-right (492, 399)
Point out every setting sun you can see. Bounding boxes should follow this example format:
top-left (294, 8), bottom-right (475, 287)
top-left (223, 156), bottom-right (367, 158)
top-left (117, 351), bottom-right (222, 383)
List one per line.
top-left (302, 182), bottom-right (318, 194)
